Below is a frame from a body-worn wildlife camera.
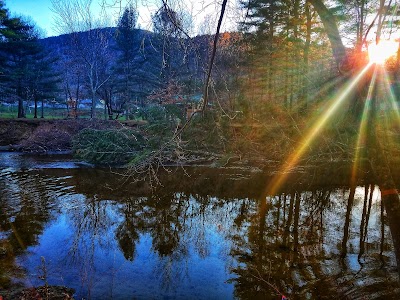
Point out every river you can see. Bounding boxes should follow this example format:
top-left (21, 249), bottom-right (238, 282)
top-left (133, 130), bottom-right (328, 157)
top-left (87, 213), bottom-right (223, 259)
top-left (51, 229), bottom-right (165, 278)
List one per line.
top-left (0, 152), bottom-right (399, 299)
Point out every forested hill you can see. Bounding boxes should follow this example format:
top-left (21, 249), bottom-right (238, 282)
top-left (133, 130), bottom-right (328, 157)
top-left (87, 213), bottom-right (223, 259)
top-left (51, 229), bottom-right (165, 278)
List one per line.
top-left (39, 27), bottom-right (216, 102)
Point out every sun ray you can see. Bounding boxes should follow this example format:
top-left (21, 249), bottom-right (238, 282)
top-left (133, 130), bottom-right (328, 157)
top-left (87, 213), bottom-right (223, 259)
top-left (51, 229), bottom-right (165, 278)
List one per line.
top-left (376, 68), bottom-right (400, 154)
top-left (351, 66), bottom-right (378, 185)
top-left (263, 63), bottom-right (374, 197)
top-left (382, 68), bottom-right (400, 125)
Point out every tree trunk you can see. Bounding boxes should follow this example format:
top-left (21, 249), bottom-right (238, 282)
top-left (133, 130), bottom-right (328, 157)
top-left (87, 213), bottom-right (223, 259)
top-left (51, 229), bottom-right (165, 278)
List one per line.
top-left (359, 184), bottom-right (369, 258)
top-left (283, 192), bottom-right (295, 246)
top-left (34, 95), bottom-right (38, 119)
top-left (41, 98), bottom-right (44, 118)
top-left (17, 98), bottom-right (24, 118)
top-left (379, 186), bottom-right (400, 273)
top-left (308, 0), bottom-right (347, 69)
top-left (368, 91), bottom-right (400, 275)
top-left (91, 91), bottom-right (96, 119)
top-left (302, 0), bottom-right (312, 106)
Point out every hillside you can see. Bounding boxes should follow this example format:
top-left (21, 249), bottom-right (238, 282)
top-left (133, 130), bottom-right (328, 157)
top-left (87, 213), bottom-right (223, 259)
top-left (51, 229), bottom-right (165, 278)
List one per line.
top-left (39, 28), bottom-right (214, 103)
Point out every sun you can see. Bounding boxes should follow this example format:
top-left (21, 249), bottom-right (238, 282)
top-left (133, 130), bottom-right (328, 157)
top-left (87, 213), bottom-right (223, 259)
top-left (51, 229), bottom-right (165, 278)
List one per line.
top-left (368, 40), bottom-right (399, 64)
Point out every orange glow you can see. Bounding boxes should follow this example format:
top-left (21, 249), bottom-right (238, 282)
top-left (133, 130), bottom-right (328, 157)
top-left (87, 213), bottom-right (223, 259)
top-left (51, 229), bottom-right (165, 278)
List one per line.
top-left (368, 40), bottom-right (399, 64)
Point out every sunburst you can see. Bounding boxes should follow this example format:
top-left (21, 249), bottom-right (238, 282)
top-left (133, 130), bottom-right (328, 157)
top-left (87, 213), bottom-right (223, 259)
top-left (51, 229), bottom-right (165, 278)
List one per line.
top-left (368, 40), bottom-right (399, 64)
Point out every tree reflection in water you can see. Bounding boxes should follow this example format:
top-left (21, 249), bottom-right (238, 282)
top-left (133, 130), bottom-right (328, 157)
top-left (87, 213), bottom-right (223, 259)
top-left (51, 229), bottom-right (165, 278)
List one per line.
top-left (0, 161), bottom-right (400, 298)
top-left (229, 185), bottom-right (399, 299)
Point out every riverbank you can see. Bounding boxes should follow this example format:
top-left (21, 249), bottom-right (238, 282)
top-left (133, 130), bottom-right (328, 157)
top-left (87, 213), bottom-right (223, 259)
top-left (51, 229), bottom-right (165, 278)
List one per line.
top-left (2, 117), bottom-right (400, 172)
top-left (0, 118), bottom-right (143, 153)
top-left (0, 117), bottom-right (231, 167)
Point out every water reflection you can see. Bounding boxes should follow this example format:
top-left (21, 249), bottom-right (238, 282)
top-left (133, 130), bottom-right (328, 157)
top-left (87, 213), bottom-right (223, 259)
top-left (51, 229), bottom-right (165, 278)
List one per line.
top-left (0, 155), bottom-right (399, 299)
top-left (229, 187), bottom-right (399, 299)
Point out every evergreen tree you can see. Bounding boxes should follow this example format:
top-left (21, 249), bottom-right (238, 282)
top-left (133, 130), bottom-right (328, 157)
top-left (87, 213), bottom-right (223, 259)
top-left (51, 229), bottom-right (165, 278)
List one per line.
top-left (241, 0), bottom-right (334, 111)
top-left (0, 0), bottom-right (32, 42)
top-left (0, 38), bottom-right (40, 117)
top-left (113, 5), bottom-right (139, 118)
top-left (0, 5), bottom-right (44, 118)
top-left (28, 49), bottom-right (61, 118)
top-left (0, 1), bottom-right (60, 118)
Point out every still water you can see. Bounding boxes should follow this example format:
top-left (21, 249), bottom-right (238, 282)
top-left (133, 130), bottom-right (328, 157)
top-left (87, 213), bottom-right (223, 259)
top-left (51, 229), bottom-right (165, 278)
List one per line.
top-left (0, 152), bottom-right (400, 299)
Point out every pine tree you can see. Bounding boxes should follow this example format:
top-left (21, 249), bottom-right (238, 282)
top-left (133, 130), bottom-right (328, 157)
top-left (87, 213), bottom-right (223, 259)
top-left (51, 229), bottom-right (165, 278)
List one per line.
top-left (112, 5), bottom-right (139, 119)
top-left (0, 1), bottom-right (59, 118)
top-left (0, 11), bottom-right (42, 118)
top-left (28, 49), bottom-right (61, 118)
top-left (241, 0), bottom-right (334, 111)
top-left (1, 38), bottom-right (40, 118)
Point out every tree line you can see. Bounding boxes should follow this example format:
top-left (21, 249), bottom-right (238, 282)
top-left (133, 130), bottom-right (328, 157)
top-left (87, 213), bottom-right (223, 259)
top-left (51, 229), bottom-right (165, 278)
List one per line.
top-left (0, 0), bottom-right (399, 122)
top-left (0, 0), bottom-right (242, 120)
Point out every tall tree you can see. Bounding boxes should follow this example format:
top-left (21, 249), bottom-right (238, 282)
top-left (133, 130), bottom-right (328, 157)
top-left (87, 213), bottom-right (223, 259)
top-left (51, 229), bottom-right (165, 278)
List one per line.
top-left (0, 7), bottom-right (44, 118)
top-left (112, 4), bottom-right (138, 119)
top-left (241, 0), bottom-right (333, 110)
top-left (28, 49), bottom-right (61, 118)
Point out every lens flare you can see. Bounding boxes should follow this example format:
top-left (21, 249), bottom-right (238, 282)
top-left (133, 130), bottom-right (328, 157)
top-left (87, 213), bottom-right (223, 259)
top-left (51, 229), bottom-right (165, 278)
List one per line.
top-left (382, 68), bottom-right (400, 122)
top-left (351, 66), bottom-right (378, 184)
top-left (380, 68), bottom-right (400, 147)
top-left (264, 63), bottom-right (373, 197)
top-left (368, 40), bottom-right (399, 64)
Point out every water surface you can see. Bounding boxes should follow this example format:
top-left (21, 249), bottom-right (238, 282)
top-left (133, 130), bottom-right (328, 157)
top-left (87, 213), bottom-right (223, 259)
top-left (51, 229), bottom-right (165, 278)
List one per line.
top-left (0, 152), bottom-right (399, 299)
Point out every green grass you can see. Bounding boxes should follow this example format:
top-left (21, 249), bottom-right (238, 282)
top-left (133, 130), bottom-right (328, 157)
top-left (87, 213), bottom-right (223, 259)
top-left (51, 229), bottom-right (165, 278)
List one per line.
top-left (0, 105), bottom-right (66, 119)
top-left (0, 105), bottom-right (107, 119)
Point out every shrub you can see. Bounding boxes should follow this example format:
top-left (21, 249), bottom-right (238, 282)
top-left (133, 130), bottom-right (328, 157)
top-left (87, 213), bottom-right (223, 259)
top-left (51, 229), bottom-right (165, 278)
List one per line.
top-left (72, 128), bottom-right (145, 165)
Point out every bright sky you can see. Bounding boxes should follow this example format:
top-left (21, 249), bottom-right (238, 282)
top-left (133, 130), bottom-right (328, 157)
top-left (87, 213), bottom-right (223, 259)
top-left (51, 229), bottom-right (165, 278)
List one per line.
top-left (5, 0), bottom-right (240, 37)
top-left (6, 0), bottom-right (56, 36)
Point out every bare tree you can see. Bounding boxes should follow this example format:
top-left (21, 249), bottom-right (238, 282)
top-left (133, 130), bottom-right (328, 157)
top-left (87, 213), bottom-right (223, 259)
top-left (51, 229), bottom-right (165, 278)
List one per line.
top-left (51, 0), bottom-right (112, 118)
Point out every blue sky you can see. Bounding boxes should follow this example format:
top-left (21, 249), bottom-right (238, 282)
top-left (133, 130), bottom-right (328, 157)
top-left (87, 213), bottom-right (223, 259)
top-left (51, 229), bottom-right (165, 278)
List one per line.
top-left (6, 0), bottom-right (56, 36)
top-left (4, 0), bottom-right (162, 37)
top-left (4, 0), bottom-right (238, 38)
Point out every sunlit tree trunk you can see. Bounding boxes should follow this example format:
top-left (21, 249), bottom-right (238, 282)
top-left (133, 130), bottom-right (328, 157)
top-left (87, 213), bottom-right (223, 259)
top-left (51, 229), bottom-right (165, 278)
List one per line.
top-left (308, 0), bottom-right (347, 68)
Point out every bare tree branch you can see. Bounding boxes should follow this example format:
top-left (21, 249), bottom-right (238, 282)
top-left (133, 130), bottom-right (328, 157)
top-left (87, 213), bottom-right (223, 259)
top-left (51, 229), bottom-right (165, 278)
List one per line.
top-left (201, 0), bottom-right (228, 114)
